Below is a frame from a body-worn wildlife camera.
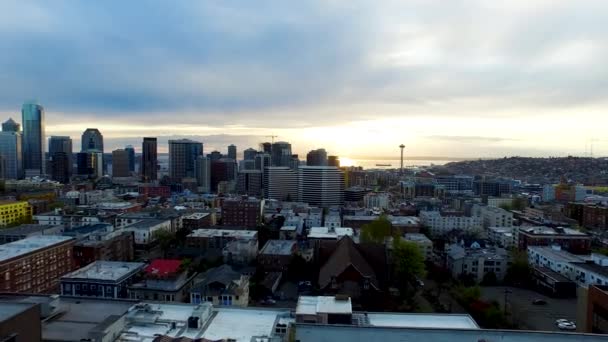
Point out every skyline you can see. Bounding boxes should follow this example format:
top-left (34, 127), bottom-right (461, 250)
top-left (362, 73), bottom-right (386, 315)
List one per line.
top-left (1, 1), bottom-right (607, 158)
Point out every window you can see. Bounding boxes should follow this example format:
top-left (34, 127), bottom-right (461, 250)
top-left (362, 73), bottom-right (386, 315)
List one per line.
top-left (207, 296), bottom-right (213, 302)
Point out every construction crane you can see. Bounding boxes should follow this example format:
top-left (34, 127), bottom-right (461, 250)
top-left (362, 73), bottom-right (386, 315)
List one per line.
top-left (265, 135), bottom-right (278, 144)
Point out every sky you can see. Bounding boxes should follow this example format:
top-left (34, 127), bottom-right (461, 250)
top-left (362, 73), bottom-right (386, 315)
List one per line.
top-left (0, 0), bottom-right (607, 160)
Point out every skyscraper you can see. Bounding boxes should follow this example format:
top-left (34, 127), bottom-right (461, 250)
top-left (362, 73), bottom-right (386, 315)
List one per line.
top-left (195, 155), bottom-right (211, 193)
top-left (81, 128), bottom-right (103, 152)
top-left (210, 158), bottom-right (237, 192)
top-left (169, 139), bottom-right (203, 183)
top-left (260, 142), bottom-right (272, 154)
top-left (21, 101), bottom-right (45, 177)
top-left (263, 166), bottom-right (297, 201)
top-left (237, 170), bottom-right (263, 196)
top-left (112, 149), bottom-right (130, 177)
top-left (0, 131), bottom-right (22, 179)
top-left (207, 151), bottom-right (222, 162)
top-left (2, 118), bottom-right (20, 132)
top-left (125, 145), bottom-right (135, 172)
top-left (227, 144), bottom-right (237, 160)
top-left (76, 151), bottom-right (102, 179)
top-left (243, 148), bottom-right (257, 161)
top-left (298, 166), bottom-right (345, 207)
top-left (254, 153), bottom-right (271, 174)
top-left (271, 141), bottom-right (292, 167)
top-left (49, 136), bottom-right (73, 182)
top-left (328, 156), bottom-right (340, 167)
top-left (306, 149), bottom-right (328, 166)
top-left (141, 137), bottom-right (157, 182)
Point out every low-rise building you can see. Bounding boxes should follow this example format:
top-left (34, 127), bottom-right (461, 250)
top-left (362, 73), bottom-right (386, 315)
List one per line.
top-left (420, 211), bottom-right (483, 237)
top-left (388, 216), bottom-right (422, 234)
top-left (258, 240), bottom-right (297, 272)
top-left (324, 213), bottom-right (341, 228)
top-left (308, 227), bottom-right (354, 241)
top-left (480, 206), bottom-right (513, 229)
top-left (342, 215), bottom-right (378, 230)
top-left (0, 224), bottom-right (63, 244)
top-left (571, 262), bottom-right (608, 288)
top-left (0, 302), bottom-right (42, 342)
top-left (518, 226), bottom-right (591, 254)
top-left (584, 285), bottom-right (608, 333)
top-left (487, 226), bottom-right (517, 249)
top-left (222, 197), bottom-right (262, 228)
top-left (0, 200), bottom-right (32, 227)
top-left (527, 246), bottom-right (586, 280)
top-left (72, 230), bottom-right (135, 268)
top-left (34, 211), bottom-right (102, 229)
top-left (186, 229), bottom-right (258, 252)
top-left (129, 259), bottom-right (197, 302)
top-left (446, 243), bottom-right (509, 283)
top-left (60, 261), bottom-right (145, 299)
top-left (182, 212), bottom-right (212, 230)
top-left (404, 233), bottom-right (433, 260)
top-left (123, 218), bottom-right (172, 247)
top-left (0, 235), bottom-right (75, 293)
top-left (190, 264), bottom-right (250, 307)
top-left (364, 192), bottom-right (390, 210)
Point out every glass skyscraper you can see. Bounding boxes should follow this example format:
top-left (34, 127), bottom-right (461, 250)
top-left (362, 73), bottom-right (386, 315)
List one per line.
top-left (21, 101), bottom-right (45, 176)
top-left (0, 131), bottom-right (23, 179)
top-left (168, 139), bottom-right (203, 183)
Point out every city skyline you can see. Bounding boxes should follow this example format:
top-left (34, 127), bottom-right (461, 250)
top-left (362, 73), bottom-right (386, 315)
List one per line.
top-left (0, 2), bottom-right (607, 158)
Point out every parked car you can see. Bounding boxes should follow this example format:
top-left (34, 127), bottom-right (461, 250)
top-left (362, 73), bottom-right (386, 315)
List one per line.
top-left (558, 322), bottom-right (576, 331)
top-left (555, 319), bottom-right (570, 325)
top-left (532, 299), bottom-right (547, 305)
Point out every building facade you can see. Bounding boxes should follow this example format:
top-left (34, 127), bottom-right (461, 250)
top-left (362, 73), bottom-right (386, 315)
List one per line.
top-left (0, 131), bottom-right (23, 179)
top-left (169, 139), bottom-right (203, 183)
top-left (141, 137), bottom-right (158, 182)
top-left (298, 166), bottom-right (344, 207)
top-left (21, 101), bottom-right (46, 176)
top-left (222, 197), bottom-right (261, 228)
top-left (263, 166), bottom-right (297, 201)
top-left (0, 201), bottom-right (32, 227)
top-left (112, 149), bottom-right (130, 177)
top-left (60, 261), bottom-right (145, 299)
top-left (81, 128), bottom-right (104, 152)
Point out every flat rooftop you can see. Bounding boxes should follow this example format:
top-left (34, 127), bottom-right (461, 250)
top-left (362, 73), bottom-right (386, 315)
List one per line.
top-left (260, 240), bottom-right (296, 255)
top-left (61, 261), bottom-right (145, 282)
top-left (308, 227), bottom-right (354, 239)
top-left (528, 246), bottom-right (586, 263)
top-left (366, 313), bottom-right (479, 329)
top-left (389, 216), bottom-right (421, 225)
top-left (0, 235), bottom-right (74, 263)
top-left (280, 225), bottom-right (297, 231)
top-left (188, 229), bottom-right (257, 239)
top-left (0, 302), bottom-right (36, 322)
top-left (182, 212), bottom-right (210, 220)
top-left (519, 226), bottom-right (588, 236)
top-left (0, 224), bottom-right (62, 236)
top-left (571, 262), bottom-right (608, 278)
top-left (404, 233), bottom-right (432, 243)
top-left (125, 218), bottom-right (169, 229)
top-left (202, 308), bottom-right (284, 342)
top-left (296, 296), bottom-right (352, 315)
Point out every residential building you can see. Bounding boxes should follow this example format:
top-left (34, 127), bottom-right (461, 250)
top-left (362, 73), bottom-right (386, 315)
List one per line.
top-left (21, 101), bottom-right (46, 177)
top-left (0, 224), bottom-right (63, 244)
top-left (363, 192), bottom-right (390, 210)
top-left (308, 227), bottom-right (354, 241)
top-left (298, 166), bottom-right (345, 207)
top-left (72, 230), bottom-right (135, 268)
top-left (221, 197), bottom-right (261, 228)
top-left (258, 240), bottom-right (297, 271)
top-left (487, 197), bottom-right (515, 208)
top-left (280, 226), bottom-right (298, 240)
top-left (0, 302), bottom-right (41, 342)
top-left (342, 215), bottom-right (378, 231)
top-left (182, 213), bottom-right (212, 231)
top-left (60, 261), bottom-right (145, 298)
top-left (0, 130), bottom-right (22, 179)
top-left (0, 235), bottom-right (75, 293)
top-left (129, 259), bottom-right (197, 302)
top-left (123, 219), bottom-right (172, 247)
top-left (227, 144), bottom-right (237, 160)
top-left (518, 226), bottom-right (591, 254)
top-left (419, 211), bottom-right (483, 237)
top-left (447, 243), bottom-right (509, 283)
top-left (271, 141), bottom-right (292, 167)
top-left (169, 139), bottom-right (203, 183)
top-left (190, 264), bottom-right (250, 307)
top-left (263, 166), bottom-right (297, 201)
top-left (389, 216), bottom-right (422, 234)
top-left (584, 285), bottom-right (608, 333)
top-left (34, 211), bottom-right (102, 228)
top-left (141, 137), bottom-right (158, 182)
top-left (222, 238), bottom-right (259, 265)
top-left (404, 233), bottom-right (433, 260)
top-left (195, 155), bottom-right (211, 193)
top-left (0, 201), bottom-right (32, 227)
top-left (324, 213), bottom-right (341, 228)
top-left (112, 148), bottom-right (130, 177)
top-left (186, 229), bottom-right (258, 251)
top-left (210, 158), bottom-right (237, 192)
top-left (81, 128), bottom-right (104, 152)
top-left (571, 262), bottom-right (608, 288)
top-left (236, 170), bottom-right (262, 196)
top-left (138, 184), bottom-right (170, 198)
top-left (306, 148), bottom-right (328, 166)
top-left (480, 206), bottom-right (513, 229)
top-left (487, 226), bottom-right (517, 249)
top-left (527, 246), bottom-right (586, 280)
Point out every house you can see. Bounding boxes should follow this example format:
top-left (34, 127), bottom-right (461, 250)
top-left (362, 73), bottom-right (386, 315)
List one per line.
top-left (129, 259), bottom-right (197, 302)
top-left (190, 264), bottom-right (250, 307)
top-left (318, 237), bottom-right (380, 299)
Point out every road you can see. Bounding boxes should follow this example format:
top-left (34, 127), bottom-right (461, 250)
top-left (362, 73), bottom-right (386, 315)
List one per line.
top-left (481, 286), bottom-right (578, 332)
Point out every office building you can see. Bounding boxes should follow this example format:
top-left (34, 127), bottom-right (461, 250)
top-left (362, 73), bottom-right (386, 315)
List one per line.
top-left (227, 144), bottom-right (237, 160)
top-left (1, 117), bottom-right (20, 132)
top-left (222, 197), bottom-right (261, 228)
top-left (328, 156), bottom-right (340, 167)
top-left (243, 148), bottom-right (257, 160)
top-left (210, 158), bottom-right (237, 192)
top-left (306, 148), bottom-right (328, 166)
top-left (237, 170), bottom-right (263, 196)
top-left (60, 261), bottom-right (145, 299)
top-left (81, 128), bottom-right (104, 152)
top-left (207, 150), bottom-right (222, 162)
top-left (0, 201), bottom-right (32, 227)
top-left (124, 145), bottom-right (135, 172)
top-left (435, 175), bottom-right (474, 194)
top-left (76, 151), bottom-right (103, 179)
top-left (255, 152), bottom-right (271, 172)
top-left (473, 179), bottom-right (512, 197)
top-left (0, 235), bottom-right (75, 293)
top-left (141, 137), bottom-right (157, 182)
top-left (169, 139), bottom-right (203, 183)
top-left (271, 141), bottom-right (292, 167)
top-left (263, 166), bottom-right (297, 201)
top-left (0, 131), bottom-right (22, 179)
top-left (112, 149), bottom-right (130, 177)
top-left (195, 155), bottom-right (211, 193)
top-left (21, 101), bottom-right (46, 176)
top-left (298, 166), bottom-right (344, 207)
top-left (48, 136), bottom-right (72, 182)
top-left (260, 142), bottom-right (272, 153)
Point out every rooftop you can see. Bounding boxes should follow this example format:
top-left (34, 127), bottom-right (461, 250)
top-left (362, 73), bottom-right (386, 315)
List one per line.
top-left (61, 261), bottom-right (145, 282)
top-left (570, 262), bottom-right (608, 278)
top-left (404, 233), bottom-right (432, 243)
top-left (388, 216), bottom-right (421, 226)
top-left (125, 218), bottom-right (170, 229)
top-left (182, 212), bottom-right (210, 220)
top-left (260, 240), bottom-right (296, 256)
top-left (145, 259), bottom-right (182, 277)
top-left (280, 225), bottom-right (297, 231)
top-left (0, 302), bottom-right (36, 322)
top-left (296, 296), bottom-right (353, 315)
top-left (0, 235), bottom-right (74, 263)
top-left (308, 227), bottom-right (354, 239)
top-left (188, 229), bottom-right (257, 239)
top-left (528, 246), bottom-right (587, 263)
top-left (366, 312), bottom-right (479, 329)
top-left (519, 226), bottom-right (588, 236)
top-left (0, 224), bottom-right (62, 236)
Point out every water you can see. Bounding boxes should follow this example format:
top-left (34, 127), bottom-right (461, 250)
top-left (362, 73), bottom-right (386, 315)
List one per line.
top-left (344, 158), bottom-right (463, 169)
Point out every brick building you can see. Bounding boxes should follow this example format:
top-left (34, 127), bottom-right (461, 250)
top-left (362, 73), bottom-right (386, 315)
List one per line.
top-left (518, 226), bottom-right (591, 254)
top-left (73, 230), bottom-right (135, 268)
top-left (585, 285), bottom-right (608, 333)
top-left (0, 302), bottom-right (41, 342)
top-left (0, 236), bottom-right (75, 293)
top-left (221, 197), bottom-right (261, 228)
top-left (565, 203), bottom-right (608, 231)
top-left (182, 213), bottom-right (213, 231)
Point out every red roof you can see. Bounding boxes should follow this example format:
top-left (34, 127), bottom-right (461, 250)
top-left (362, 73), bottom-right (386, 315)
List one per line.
top-left (145, 259), bottom-right (182, 277)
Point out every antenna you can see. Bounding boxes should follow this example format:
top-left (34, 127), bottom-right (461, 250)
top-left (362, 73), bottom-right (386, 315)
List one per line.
top-left (265, 135), bottom-right (278, 144)
top-left (399, 144), bottom-right (405, 174)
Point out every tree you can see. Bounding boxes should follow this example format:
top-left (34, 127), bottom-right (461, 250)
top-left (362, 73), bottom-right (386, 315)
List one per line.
top-left (481, 271), bottom-right (498, 286)
top-left (504, 250), bottom-right (531, 287)
top-left (154, 229), bottom-right (176, 258)
top-left (393, 238), bottom-right (426, 299)
top-left (360, 215), bottom-right (393, 243)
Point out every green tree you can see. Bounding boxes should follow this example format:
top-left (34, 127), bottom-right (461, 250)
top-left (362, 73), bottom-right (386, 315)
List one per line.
top-left (481, 271), bottom-right (498, 286)
top-left (504, 250), bottom-right (531, 286)
top-left (153, 229), bottom-right (176, 258)
top-left (360, 215), bottom-right (393, 243)
top-left (393, 238), bottom-right (426, 299)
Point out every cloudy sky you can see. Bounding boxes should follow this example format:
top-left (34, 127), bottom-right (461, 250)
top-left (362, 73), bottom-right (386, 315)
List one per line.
top-left (0, 1), bottom-right (607, 161)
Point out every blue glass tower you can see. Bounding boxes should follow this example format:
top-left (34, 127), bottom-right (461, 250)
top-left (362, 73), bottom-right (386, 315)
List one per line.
top-left (21, 101), bottom-right (46, 176)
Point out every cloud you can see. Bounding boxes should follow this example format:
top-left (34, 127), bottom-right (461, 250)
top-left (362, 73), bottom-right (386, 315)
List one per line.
top-left (425, 136), bottom-right (519, 143)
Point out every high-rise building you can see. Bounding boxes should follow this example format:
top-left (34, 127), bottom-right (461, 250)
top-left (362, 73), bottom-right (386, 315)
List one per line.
top-left (290, 154), bottom-right (300, 170)
top-left (112, 149), bottom-right (130, 177)
top-left (21, 101), bottom-right (46, 177)
top-left (255, 153), bottom-right (271, 172)
top-left (76, 152), bottom-right (103, 179)
top-left (263, 166), bottom-right (297, 201)
top-left (271, 141), bottom-right (292, 167)
top-left (210, 158), bottom-right (237, 192)
top-left (195, 156), bottom-right (211, 193)
top-left (141, 137), bottom-right (157, 182)
top-left (328, 155), bottom-right (340, 167)
top-left (306, 149), bottom-right (328, 166)
top-left (298, 166), bottom-right (345, 207)
top-left (207, 151), bottom-right (222, 162)
top-left (169, 139), bottom-right (203, 183)
top-left (0, 131), bottom-right (23, 179)
top-left (243, 148), bottom-right (257, 161)
top-left (125, 145), bottom-right (135, 172)
top-left (237, 170), bottom-right (263, 196)
top-left (227, 144), bottom-right (237, 160)
top-left (2, 118), bottom-right (20, 132)
top-left (260, 142), bottom-right (272, 154)
top-left (49, 136), bottom-right (73, 181)
top-left (81, 128), bottom-right (104, 152)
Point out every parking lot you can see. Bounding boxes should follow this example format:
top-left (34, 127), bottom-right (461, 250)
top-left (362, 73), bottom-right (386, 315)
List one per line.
top-left (481, 286), bottom-right (578, 332)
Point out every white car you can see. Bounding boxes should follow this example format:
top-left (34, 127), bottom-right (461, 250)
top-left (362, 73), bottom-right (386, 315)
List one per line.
top-left (555, 319), bottom-right (570, 325)
top-left (558, 322), bottom-right (576, 331)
